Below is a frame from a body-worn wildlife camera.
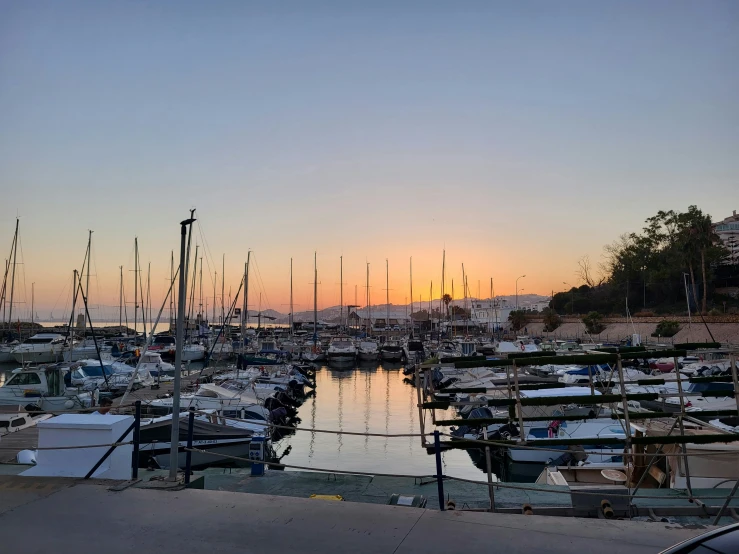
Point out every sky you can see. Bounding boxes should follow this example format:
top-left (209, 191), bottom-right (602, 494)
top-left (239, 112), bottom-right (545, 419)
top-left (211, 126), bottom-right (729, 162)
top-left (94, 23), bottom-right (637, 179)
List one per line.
top-left (1, 1), bottom-right (737, 319)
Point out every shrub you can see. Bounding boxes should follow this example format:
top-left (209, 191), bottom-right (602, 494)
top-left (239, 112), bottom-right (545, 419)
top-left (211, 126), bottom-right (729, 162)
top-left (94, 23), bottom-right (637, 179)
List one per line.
top-left (652, 320), bottom-right (680, 338)
top-left (542, 308), bottom-right (562, 332)
top-left (582, 311), bottom-right (605, 334)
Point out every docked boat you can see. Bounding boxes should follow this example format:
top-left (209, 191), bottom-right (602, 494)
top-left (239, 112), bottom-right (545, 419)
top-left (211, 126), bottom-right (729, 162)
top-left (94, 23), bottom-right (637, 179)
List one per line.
top-left (0, 341), bottom-right (19, 363)
top-left (403, 340), bottom-right (426, 364)
top-left (0, 365), bottom-right (93, 411)
top-left (145, 382), bottom-right (274, 423)
top-left (11, 333), bottom-right (69, 364)
top-left (138, 411), bottom-right (262, 469)
top-left (379, 340), bottom-right (403, 362)
top-left (357, 340), bottom-right (379, 361)
top-left (326, 337), bottom-right (357, 364)
top-left (182, 343), bottom-right (206, 362)
top-left (436, 340), bottom-right (463, 362)
top-left (0, 408), bottom-right (53, 437)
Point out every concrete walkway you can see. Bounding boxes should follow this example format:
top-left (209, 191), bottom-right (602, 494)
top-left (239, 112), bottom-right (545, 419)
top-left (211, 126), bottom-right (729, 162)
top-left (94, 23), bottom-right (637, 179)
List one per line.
top-left (0, 477), bottom-right (712, 553)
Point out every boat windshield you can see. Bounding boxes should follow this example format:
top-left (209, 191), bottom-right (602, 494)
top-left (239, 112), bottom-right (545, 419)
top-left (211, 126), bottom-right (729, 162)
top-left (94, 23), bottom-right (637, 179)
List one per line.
top-left (23, 338), bottom-right (54, 344)
top-left (333, 341), bottom-right (352, 348)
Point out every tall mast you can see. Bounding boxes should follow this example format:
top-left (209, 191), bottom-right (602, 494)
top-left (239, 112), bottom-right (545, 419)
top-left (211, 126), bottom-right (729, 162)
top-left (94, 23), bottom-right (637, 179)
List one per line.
top-left (85, 230), bottom-right (92, 307)
top-left (367, 262), bottom-right (372, 336)
top-left (31, 282), bottom-right (34, 327)
top-left (441, 249), bottom-right (446, 323)
top-left (213, 269), bottom-right (217, 324)
top-left (409, 257), bottom-right (413, 337)
top-left (462, 263), bottom-right (466, 336)
top-left (198, 255), bottom-right (203, 324)
top-left (7, 219), bottom-right (19, 335)
top-left (339, 255), bottom-right (343, 331)
top-left (451, 279), bottom-right (455, 337)
top-left (119, 266), bottom-right (123, 332)
top-left (244, 251), bottom-right (250, 332)
top-left (221, 254), bottom-right (225, 326)
top-left (240, 260), bottom-right (247, 343)
top-left (385, 259), bottom-right (389, 330)
top-left (134, 237), bottom-right (138, 337)
top-left (170, 252), bottom-right (174, 330)
top-left (429, 281), bottom-right (432, 336)
top-left (289, 258), bottom-right (293, 337)
top-left (147, 261), bottom-right (152, 329)
top-left (313, 251), bottom-right (317, 344)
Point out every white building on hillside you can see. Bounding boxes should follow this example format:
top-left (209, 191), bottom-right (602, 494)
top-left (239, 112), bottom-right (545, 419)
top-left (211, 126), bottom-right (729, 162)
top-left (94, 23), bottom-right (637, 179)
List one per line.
top-left (714, 210), bottom-right (739, 265)
top-left (348, 308), bottom-right (411, 330)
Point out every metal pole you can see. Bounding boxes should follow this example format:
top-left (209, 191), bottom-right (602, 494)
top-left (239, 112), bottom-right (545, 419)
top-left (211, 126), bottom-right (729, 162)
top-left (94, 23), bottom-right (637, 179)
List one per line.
top-left (170, 214), bottom-right (195, 480)
top-left (131, 401), bottom-right (141, 479)
top-left (433, 430), bottom-right (445, 511)
top-left (483, 426), bottom-right (496, 512)
top-left (184, 409), bottom-right (195, 485)
top-left (730, 354), bottom-right (739, 413)
top-left (712, 478), bottom-right (739, 526)
top-left (415, 364), bottom-right (426, 448)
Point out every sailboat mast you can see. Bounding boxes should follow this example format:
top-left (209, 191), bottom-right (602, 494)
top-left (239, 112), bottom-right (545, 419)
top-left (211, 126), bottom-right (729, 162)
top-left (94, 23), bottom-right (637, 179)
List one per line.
top-left (31, 282), bottom-right (34, 327)
top-left (244, 251), bottom-right (250, 332)
top-left (240, 260), bottom-right (247, 342)
top-left (134, 237), bottom-right (138, 337)
top-left (289, 258), bottom-right (293, 337)
top-left (7, 219), bottom-right (19, 334)
top-left (119, 266), bottom-right (123, 332)
top-left (147, 262), bottom-right (152, 329)
top-left (313, 252), bottom-right (317, 344)
top-left (85, 230), bottom-right (92, 306)
top-left (366, 262), bottom-right (371, 337)
top-left (340, 255), bottom-right (343, 331)
top-left (213, 270), bottom-right (217, 324)
top-left (221, 254), bottom-right (225, 326)
top-left (198, 256), bottom-right (203, 324)
top-left (409, 257), bottom-right (413, 336)
top-left (462, 263), bottom-right (466, 336)
top-left (385, 259), bottom-right (389, 330)
top-left (170, 252), bottom-right (174, 329)
top-left (451, 279), bottom-right (454, 337)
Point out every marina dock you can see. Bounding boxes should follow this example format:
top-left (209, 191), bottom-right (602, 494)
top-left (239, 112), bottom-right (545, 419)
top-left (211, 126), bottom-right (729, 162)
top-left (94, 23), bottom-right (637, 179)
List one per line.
top-left (0, 472), bottom-right (715, 554)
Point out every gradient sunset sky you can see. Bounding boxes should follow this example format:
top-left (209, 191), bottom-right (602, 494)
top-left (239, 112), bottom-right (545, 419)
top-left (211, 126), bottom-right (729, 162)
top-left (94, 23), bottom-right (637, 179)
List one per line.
top-left (1, 1), bottom-right (736, 319)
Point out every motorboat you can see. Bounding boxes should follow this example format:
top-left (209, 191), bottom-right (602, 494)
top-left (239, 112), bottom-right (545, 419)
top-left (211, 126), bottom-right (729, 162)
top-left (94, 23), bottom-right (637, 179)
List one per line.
top-left (403, 340), bottom-right (426, 364)
top-left (0, 407), bottom-right (53, 437)
top-left (69, 359), bottom-right (156, 392)
top-left (63, 337), bottom-right (111, 361)
top-left (137, 411), bottom-right (263, 469)
top-left (436, 341), bottom-right (463, 362)
top-left (0, 365), bottom-right (93, 411)
top-left (148, 335), bottom-right (176, 357)
top-left (145, 382), bottom-right (272, 423)
top-left (379, 340), bottom-right (403, 362)
top-left (357, 340), bottom-right (379, 361)
top-left (0, 340), bottom-right (20, 363)
top-left (132, 351), bottom-right (176, 378)
top-left (182, 343), bottom-right (206, 362)
top-left (326, 337), bottom-right (357, 364)
top-left (11, 333), bottom-right (69, 364)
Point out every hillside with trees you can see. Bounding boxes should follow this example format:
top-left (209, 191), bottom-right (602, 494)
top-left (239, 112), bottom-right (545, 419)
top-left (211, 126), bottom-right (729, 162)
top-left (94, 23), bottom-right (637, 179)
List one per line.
top-left (550, 206), bottom-right (735, 316)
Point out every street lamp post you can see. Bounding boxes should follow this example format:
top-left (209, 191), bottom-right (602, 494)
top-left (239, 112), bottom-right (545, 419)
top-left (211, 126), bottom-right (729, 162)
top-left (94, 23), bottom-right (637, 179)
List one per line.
top-left (515, 275), bottom-right (526, 310)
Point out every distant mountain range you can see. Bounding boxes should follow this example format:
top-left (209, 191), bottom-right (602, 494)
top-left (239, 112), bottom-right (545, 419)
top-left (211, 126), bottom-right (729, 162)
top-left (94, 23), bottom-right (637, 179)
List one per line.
top-left (274, 294), bottom-right (550, 323)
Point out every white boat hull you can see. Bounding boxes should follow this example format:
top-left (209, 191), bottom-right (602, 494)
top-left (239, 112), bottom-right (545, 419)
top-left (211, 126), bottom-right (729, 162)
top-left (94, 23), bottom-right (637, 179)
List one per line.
top-left (12, 348), bottom-right (66, 364)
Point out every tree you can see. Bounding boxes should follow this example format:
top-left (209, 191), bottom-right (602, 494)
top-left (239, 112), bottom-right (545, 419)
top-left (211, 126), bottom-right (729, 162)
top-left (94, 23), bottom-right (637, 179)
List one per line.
top-left (442, 294), bottom-right (452, 317)
top-left (508, 310), bottom-right (528, 332)
top-left (582, 311), bottom-right (605, 335)
top-left (450, 305), bottom-right (470, 319)
top-left (542, 308), bottom-right (562, 332)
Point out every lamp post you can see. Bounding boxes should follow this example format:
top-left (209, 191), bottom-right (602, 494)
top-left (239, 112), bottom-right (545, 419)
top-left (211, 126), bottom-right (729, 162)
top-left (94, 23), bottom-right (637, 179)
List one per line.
top-left (515, 275), bottom-right (526, 310)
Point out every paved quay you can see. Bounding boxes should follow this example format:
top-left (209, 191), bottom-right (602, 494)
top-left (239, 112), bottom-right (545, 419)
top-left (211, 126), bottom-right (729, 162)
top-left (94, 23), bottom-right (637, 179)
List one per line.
top-left (0, 475), bottom-right (713, 554)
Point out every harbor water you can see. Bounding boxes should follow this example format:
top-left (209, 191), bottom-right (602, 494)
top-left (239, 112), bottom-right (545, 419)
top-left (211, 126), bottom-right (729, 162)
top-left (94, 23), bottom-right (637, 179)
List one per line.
top-left (0, 360), bottom-right (515, 483)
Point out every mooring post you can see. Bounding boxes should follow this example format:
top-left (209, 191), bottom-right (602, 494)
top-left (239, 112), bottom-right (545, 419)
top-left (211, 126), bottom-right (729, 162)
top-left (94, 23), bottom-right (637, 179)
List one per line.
top-left (131, 400), bottom-right (141, 479)
top-left (483, 426), bottom-right (496, 512)
top-left (184, 409), bottom-right (195, 484)
top-left (433, 430), bottom-right (445, 511)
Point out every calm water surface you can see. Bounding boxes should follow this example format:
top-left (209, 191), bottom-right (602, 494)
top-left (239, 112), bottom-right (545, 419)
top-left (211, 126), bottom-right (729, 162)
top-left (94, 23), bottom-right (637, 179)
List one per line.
top-left (0, 361), bottom-right (506, 482)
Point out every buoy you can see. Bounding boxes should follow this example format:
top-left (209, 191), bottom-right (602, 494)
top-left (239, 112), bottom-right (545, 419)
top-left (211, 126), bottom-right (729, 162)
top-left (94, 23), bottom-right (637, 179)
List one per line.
top-left (446, 499), bottom-right (456, 511)
top-left (522, 503), bottom-right (533, 516)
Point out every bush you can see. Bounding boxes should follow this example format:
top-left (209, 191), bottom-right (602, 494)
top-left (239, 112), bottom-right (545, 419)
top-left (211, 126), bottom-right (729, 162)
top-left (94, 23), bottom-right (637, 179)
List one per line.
top-left (582, 311), bottom-right (605, 334)
top-left (652, 320), bottom-right (680, 338)
top-left (542, 308), bottom-right (562, 332)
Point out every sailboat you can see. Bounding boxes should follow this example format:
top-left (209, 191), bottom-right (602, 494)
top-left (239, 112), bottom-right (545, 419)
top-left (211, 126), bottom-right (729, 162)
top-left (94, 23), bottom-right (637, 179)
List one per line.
top-left (0, 219), bottom-right (21, 362)
top-left (302, 252), bottom-right (325, 363)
